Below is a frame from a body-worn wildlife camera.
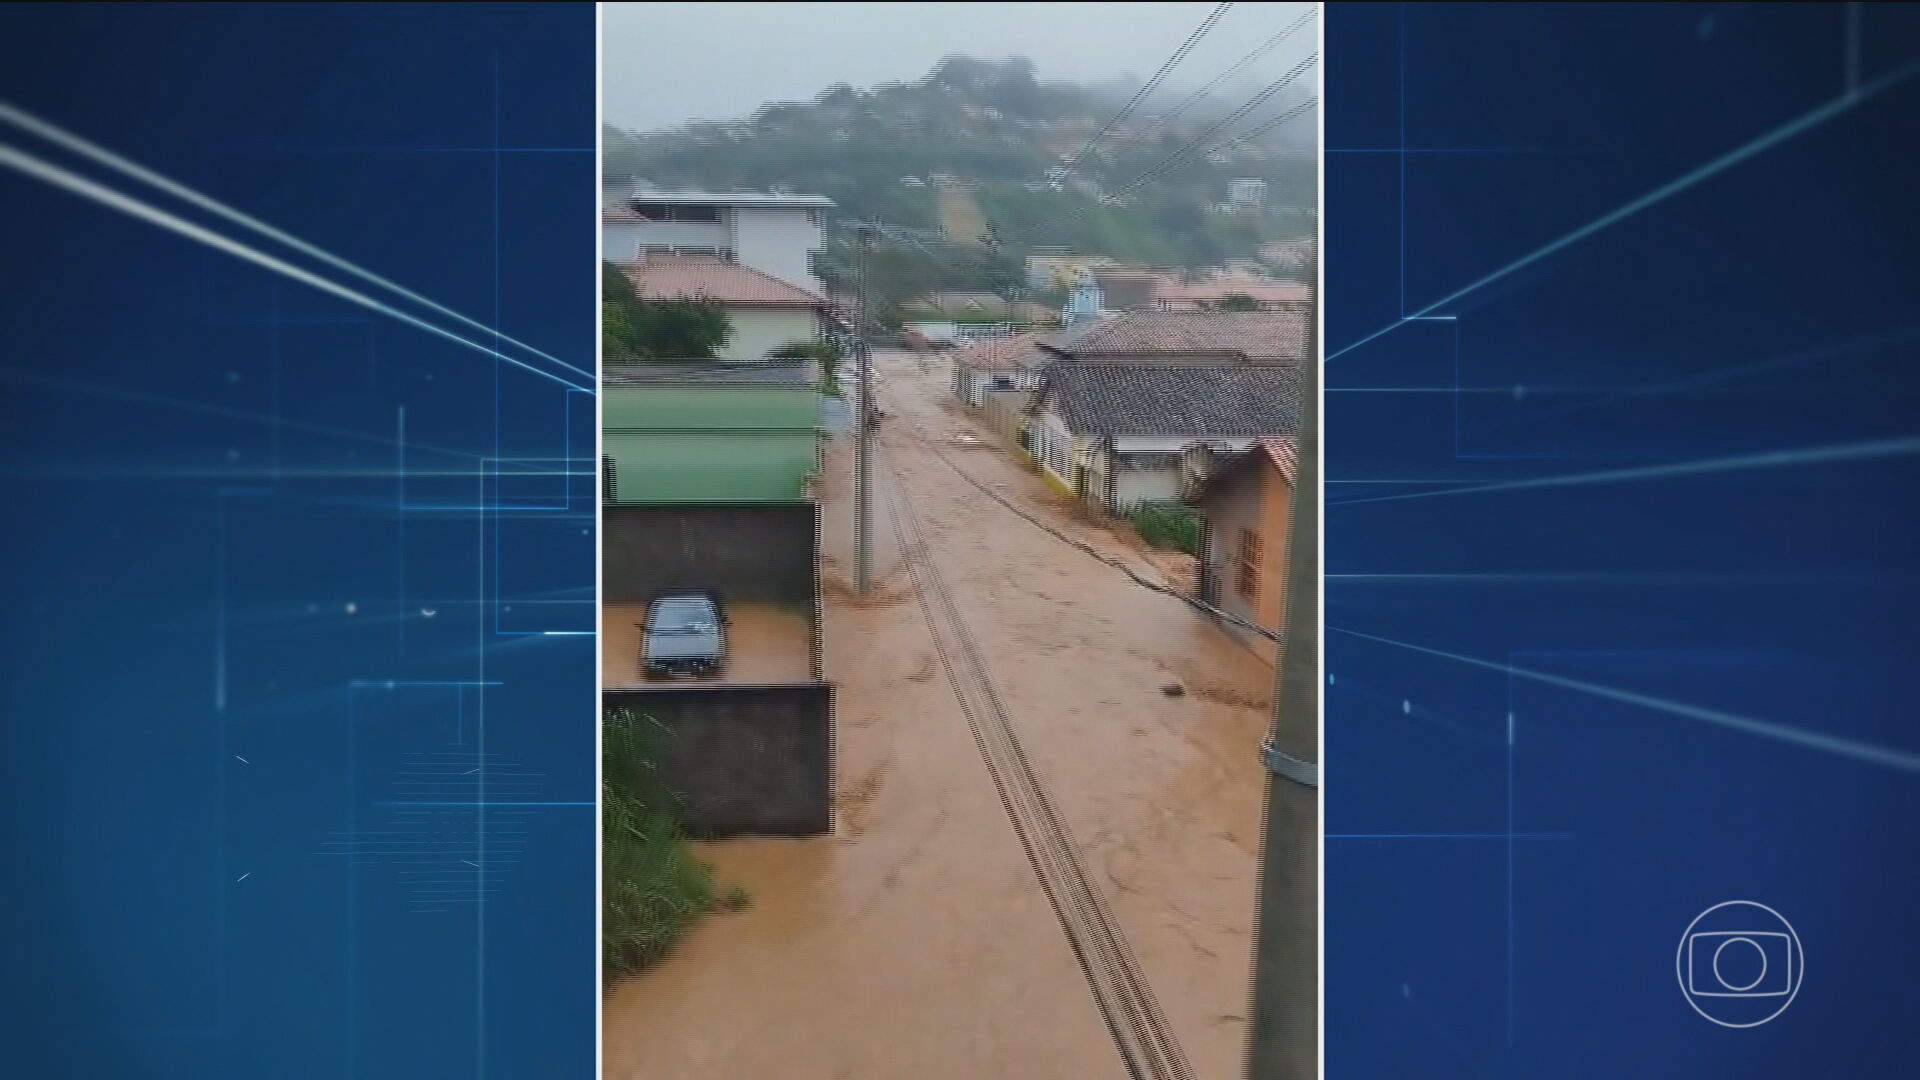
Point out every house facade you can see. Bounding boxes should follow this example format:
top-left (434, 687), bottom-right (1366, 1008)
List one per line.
top-left (951, 330), bottom-right (1048, 405)
top-left (1025, 361), bottom-right (1301, 513)
top-left (601, 189), bottom-right (833, 294)
top-left (1228, 177), bottom-right (1268, 209)
top-left (1184, 437), bottom-right (1298, 664)
top-left (602, 361), bottom-right (821, 505)
top-left (623, 255), bottom-right (830, 363)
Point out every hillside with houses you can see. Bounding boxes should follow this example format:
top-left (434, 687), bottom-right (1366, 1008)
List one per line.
top-left (602, 55), bottom-right (1316, 282)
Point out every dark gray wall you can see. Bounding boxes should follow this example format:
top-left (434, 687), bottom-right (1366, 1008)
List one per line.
top-left (604, 684), bottom-right (834, 838)
top-left (604, 504), bottom-right (819, 608)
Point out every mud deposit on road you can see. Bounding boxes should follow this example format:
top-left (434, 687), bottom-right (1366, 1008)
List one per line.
top-left (603, 351), bottom-right (1276, 1080)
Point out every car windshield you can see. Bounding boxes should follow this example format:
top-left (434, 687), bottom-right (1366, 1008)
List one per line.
top-left (648, 598), bottom-right (716, 633)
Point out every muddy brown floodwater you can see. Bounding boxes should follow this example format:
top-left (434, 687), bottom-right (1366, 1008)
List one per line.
top-left (603, 349), bottom-right (1276, 1080)
top-left (602, 601), bottom-right (813, 687)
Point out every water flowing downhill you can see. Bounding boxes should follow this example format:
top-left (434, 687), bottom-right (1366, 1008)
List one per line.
top-left (604, 350), bottom-right (1273, 1079)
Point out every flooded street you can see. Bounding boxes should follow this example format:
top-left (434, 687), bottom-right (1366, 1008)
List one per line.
top-left (604, 349), bottom-right (1275, 1079)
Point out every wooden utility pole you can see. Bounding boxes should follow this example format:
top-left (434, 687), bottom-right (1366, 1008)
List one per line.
top-left (854, 223), bottom-right (875, 596)
top-left (1247, 236), bottom-right (1319, 1079)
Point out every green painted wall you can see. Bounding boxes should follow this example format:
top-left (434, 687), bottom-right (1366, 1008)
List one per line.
top-left (603, 383), bottom-right (820, 505)
top-left (604, 385), bottom-right (818, 430)
top-left (604, 432), bottom-right (816, 503)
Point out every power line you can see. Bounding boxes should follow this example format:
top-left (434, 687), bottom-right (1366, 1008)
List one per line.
top-left (1057, 2), bottom-right (1234, 182)
top-left (1024, 88), bottom-right (1318, 237)
top-left (1132, 7), bottom-right (1319, 142)
top-left (1119, 53), bottom-right (1319, 195)
top-left (1207, 94), bottom-right (1321, 156)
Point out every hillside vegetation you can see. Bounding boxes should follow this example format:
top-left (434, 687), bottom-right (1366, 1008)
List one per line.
top-left (604, 55), bottom-right (1316, 299)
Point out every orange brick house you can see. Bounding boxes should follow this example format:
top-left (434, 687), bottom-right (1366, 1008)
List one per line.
top-left (1183, 437), bottom-right (1298, 664)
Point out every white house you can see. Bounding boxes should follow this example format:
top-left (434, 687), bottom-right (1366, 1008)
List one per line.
top-left (1228, 177), bottom-right (1268, 209)
top-left (625, 255), bottom-right (830, 363)
top-left (950, 330), bottom-right (1048, 406)
top-left (601, 189), bottom-right (833, 294)
top-left (1025, 361), bottom-right (1302, 512)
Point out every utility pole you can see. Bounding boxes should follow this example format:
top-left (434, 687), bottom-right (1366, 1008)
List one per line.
top-left (1247, 235), bottom-right (1319, 1079)
top-left (854, 222), bottom-right (875, 596)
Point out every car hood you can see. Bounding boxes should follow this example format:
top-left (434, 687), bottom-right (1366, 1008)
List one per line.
top-left (645, 629), bottom-right (721, 660)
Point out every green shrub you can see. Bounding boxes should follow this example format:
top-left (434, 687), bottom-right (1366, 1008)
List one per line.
top-left (769, 339), bottom-right (845, 397)
top-left (1129, 502), bottom-right (1201, 556)
top-left (603, 708), bottom-right (718, 979)
top-left (601, 261), bottom-right (734, 360)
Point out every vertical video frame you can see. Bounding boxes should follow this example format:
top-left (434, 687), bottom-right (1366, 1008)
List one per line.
top-left (598, 4), bottom-right (1321, 1077)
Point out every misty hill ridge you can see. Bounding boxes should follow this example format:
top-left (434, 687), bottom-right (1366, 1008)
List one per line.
top-left (603, 55), bottom-right (1315, 272)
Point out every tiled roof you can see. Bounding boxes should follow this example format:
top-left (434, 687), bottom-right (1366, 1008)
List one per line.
top-left (1255, 436), bottom-right (1299, 482)
top-left (1052, 309), bottom-right (1308, 364)
top-left (1036, 361), bottom-right (1303, 437)
top-left (1182, 436), bottom-right (1298, 504)
top-left (625, 255), bottom-right (825, 308)
top-left (602, 203), bottom-right (647, 223)
top-left (911, 290), bottom-right (1008, 313)
top-left (954, 330), bottom-right (1051, 371)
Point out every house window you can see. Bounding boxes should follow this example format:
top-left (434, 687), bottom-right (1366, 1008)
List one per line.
top-left (631, 202), bottom-right (720, 223)
top-left (602, 455), bottom-right (617, 504)
top-left (1236, 528), bottom-right (1261, 600)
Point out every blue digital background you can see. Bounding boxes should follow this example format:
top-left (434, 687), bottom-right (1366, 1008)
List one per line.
top-left (0, 5), bottom-right (596, 1077)
top-left (1325, 3), bottom-right (1919, 1077)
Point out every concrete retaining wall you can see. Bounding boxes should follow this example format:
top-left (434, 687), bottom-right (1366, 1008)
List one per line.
top-left (605, 684), bottom-right (834, 837)
top-left (604, 504), bottom-right (819, 613)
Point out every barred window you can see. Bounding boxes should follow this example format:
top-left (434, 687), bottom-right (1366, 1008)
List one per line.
top-left (602, 455), bottom-right (617, 504)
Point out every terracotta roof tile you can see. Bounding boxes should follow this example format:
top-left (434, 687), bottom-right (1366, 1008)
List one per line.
top-left (1184, 435), bottom-right (1300, 504)
top-left (625, 255), bottom-right (825, 308)
top-left (954, 330), bottom-right (1050, 371)
top-left (1054, 310), bottom-right (1308, 364)
top-left (1255, 436), bottom-right (1299, 483)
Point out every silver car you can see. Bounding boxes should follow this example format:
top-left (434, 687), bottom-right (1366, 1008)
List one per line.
top-left (641, 592), bottom-right (727, 680)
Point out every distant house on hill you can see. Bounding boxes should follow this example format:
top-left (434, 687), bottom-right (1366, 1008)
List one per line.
top-left (904, 290), bottom-right (1014, 319)
top-left (1027, 252), bottom-right (1117, 292)
top-left (1154, 278), bottom-right (1312, 311)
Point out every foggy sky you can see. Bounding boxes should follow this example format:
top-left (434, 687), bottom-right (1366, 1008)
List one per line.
top-left (602, 2), bottom-right (1319, 133)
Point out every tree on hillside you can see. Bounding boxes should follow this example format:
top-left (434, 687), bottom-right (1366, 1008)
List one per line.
top-left (1215, 293), bottom-right (1264, 312)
